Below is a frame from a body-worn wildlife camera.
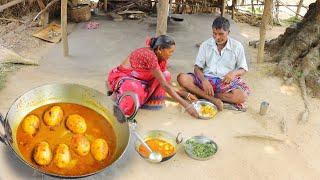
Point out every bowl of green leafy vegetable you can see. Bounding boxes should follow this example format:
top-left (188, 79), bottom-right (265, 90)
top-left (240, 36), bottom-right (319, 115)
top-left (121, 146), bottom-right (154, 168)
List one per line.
top-left (184, 135), bottom-right (218, 160)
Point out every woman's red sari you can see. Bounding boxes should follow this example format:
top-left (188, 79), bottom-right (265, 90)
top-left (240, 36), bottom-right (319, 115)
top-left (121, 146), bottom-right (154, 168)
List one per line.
top-left (107, 48), bottom-right (170, 115)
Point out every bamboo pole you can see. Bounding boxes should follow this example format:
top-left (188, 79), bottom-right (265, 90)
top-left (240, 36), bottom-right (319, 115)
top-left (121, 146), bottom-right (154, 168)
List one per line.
top-left (156, 0), bottom-right (169, 36)
top-left (257, 0), bottom-right (272, 63)
top-left (61, 0), bottom-right (69, 57)
top-left (221, 0), bottom-right (226, 16)
top-left (0, 0), bottom-right (25, 12)
top-left (278, 0), bottom-right (303, 18)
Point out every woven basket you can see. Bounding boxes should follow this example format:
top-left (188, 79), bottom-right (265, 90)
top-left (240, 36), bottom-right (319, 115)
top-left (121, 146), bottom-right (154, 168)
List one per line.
top-left (70, 5), bottom-right (91, 23)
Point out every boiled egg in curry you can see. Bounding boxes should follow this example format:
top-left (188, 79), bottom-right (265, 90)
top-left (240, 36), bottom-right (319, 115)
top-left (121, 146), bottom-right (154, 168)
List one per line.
top-left (71, 134), bottom-right (90, 156)
top-left (33, 141), bottom-right (52, 166)
top-left (22, 114), bottom-right (40, 135)
top-left (66, 114), bottom-right (87, 134)
top-left (43, 106), bottom-right (63, 126)
top-left (53, 144), bottom-right (71, 168)
top-left (91, 139), bottom-right (109, 161)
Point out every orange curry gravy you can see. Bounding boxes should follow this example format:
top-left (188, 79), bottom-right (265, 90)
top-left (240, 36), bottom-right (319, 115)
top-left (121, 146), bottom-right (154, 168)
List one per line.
top-left (16, 103), bottom-right (117, 176)
top-left (138, 139), bottom-right (175, 158)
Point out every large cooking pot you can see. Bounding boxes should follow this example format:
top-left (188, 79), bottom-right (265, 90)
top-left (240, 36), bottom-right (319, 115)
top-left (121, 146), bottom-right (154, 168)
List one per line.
top-left (0, 83), bottom-right (138, 178)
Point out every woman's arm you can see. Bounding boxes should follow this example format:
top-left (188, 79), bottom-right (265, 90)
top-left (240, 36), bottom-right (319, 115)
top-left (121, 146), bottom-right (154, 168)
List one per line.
top-left (151, 69), bottom-right (198, 118)
top-left (175, 87), bottom-right (198, 102)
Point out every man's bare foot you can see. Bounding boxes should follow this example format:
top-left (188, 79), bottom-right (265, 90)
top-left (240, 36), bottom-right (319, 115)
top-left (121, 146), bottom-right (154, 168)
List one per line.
top-left (210, 98), bottom-right (223, 111)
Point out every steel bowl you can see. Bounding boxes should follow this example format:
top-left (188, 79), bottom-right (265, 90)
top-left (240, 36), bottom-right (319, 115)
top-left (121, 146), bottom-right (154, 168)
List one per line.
top-left (193, 100), bottom-right (218, 120)
top-left (134, 130), bottom-right (183, 163)
top-left (184, 135), bottom-right (218, 161)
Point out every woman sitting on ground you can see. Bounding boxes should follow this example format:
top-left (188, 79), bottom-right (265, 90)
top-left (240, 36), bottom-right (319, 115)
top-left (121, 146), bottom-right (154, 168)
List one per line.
top-left (107, 35), bottom-right (198, 118)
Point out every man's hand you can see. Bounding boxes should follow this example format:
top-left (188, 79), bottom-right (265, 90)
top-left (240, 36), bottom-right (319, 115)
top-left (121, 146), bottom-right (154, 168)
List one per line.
top-left (186, 93), bottom-right (198, 102)
top-left (223, 71), bottom-right (236, 84)
top-left (202, 79), bottom-right (214, 96)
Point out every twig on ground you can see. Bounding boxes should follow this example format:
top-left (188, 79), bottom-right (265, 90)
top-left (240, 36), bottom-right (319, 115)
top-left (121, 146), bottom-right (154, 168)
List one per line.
top-left (33, 0), bottom-right (60, 22)
top-left (234, 132), bottom-right (286, 142)
top-left (0, 17), bottom-right (26, 24)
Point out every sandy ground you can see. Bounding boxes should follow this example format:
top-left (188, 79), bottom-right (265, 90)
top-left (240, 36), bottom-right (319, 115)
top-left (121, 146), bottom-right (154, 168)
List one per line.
top-left (0, 14), bottom-right (320, 180)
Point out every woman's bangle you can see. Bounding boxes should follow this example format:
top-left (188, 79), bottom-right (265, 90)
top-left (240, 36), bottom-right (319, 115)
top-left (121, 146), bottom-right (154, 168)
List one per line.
top-left (186, 92), bottom-right (191, 100)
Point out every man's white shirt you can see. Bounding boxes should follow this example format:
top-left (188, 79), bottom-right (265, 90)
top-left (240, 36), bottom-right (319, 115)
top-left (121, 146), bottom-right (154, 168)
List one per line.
top-left (195, 37), bottom-right (248, 78)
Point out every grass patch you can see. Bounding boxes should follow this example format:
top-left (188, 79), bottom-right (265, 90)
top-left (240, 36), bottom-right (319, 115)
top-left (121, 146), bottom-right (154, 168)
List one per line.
top-left (283, 16), bottom-right (301, 26)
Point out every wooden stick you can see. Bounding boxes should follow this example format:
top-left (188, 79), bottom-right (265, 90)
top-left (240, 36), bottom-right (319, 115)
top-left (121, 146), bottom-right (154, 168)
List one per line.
top-left (61, 0), bottom-right (68, 57)
top-left (236, 4), bottom-right (307, 8)
top-left (234, 133), bottom-right (286, 142)
top-left (0, 17), bottom-right (26, 23)
top-left (36, 0), bottom-right (49, 27)
top-left (0, 0), bottom-right (25, 12)
top-left (33, 0), bottom-right (60, 22)
top-left (278, 0), bottom-right (303, 18)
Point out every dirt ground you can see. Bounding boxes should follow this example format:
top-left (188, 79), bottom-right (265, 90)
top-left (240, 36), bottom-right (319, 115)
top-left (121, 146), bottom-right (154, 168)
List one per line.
top-left (0, 14), bottom-right (320, 180)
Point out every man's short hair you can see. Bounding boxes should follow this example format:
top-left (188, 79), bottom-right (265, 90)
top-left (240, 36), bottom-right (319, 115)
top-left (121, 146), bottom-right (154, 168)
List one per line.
top-left (212, 16), bottom-right (230, 31)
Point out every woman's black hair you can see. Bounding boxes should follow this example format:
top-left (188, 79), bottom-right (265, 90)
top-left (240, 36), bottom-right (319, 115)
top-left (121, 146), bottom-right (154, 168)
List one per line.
top-left (149, 35), bottom-right (175, 50)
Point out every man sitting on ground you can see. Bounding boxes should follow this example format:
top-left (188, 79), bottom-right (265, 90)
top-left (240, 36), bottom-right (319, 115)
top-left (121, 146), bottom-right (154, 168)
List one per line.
top-left (177, 16), bottom-right (250, 111)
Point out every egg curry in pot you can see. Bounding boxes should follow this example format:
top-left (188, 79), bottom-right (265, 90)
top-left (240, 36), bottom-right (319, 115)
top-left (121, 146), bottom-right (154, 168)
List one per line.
top-left (16, 103), bottom-right (116, 176)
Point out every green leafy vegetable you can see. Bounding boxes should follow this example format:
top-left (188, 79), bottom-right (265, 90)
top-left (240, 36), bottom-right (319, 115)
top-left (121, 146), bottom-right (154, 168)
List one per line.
top-left (186, 139), bottom-right (216, 158)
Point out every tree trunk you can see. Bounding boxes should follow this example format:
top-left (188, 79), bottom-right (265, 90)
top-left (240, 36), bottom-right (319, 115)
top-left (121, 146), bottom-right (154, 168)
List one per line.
top-left (156, 0), bottom-right (169, 36)
top-left (296, 0), bottom-right (303, 18)
top-left (265, 1), bottom-right (320, 97)
top-left (257, 0), bottom-right (272, 63)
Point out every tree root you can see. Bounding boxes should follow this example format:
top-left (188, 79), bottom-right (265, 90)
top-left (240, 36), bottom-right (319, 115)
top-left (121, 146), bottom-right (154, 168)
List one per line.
top-left (298, 75), bottom-right (311, 124)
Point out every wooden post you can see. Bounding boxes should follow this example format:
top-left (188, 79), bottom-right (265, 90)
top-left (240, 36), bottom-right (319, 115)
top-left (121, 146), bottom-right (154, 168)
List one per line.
top-left (156, 0), bottom-right (169, 36)
top-left (61, 0), bottom-right (69, 57)
top-left (257, 0), bottom-right (272, 63)
top-left (104, 0), bottom-right (108, 12)
top-left (221, 0), bottom-right (226, 17)
top-left (296, 0), bottom-right (303, 18)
